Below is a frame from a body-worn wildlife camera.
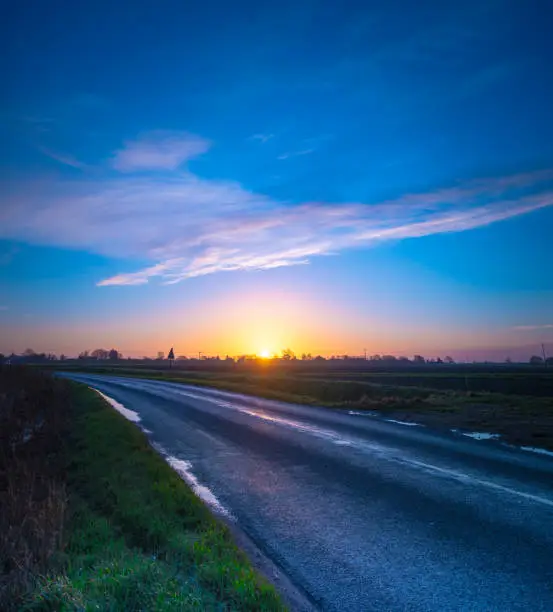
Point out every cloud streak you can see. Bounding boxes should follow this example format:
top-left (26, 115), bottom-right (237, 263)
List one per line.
top-left (278, 148), bottom-right (315, 160)
top-left (251, 133), bottom-right (274, 143)
top-left (111, 131), bottom-right (210, 172)
top-left (1, 132), bottom-right (553, 287)
top-left (513, 324), bottom-right (553, 331)
top-left (38, 146), bottom-right (87, 169)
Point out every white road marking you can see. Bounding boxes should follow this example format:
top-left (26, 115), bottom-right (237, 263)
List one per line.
top-left (89, 384), bottom-right (232, 519)
top-left (88, 380), bottom-right (553, 510)
top-left (93, 388), bottom-right (141, 423)
top-left (520, 446), bottom-right (553, 458)
top-left (165, 454), bottom-right (233, 518)
top-left (385, 419), bottom-right (422, 427)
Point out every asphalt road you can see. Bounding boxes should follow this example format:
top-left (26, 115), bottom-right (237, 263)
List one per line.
top-left (63, 373), bottom-right (553, 611)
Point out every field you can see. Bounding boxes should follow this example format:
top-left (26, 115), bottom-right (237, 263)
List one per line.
top-left (0, 367), bottom-right (284, 611)
top-left (49, 361), bottom-right (553, 451)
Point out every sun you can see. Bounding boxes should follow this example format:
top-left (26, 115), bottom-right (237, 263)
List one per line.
top-left (259, 349), bottom-right (271, 359)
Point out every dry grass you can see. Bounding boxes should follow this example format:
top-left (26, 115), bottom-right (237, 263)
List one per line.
top-left (0, 367), bottom-right (284, 611)
top-left (0, 367), bottom-right (70, 607)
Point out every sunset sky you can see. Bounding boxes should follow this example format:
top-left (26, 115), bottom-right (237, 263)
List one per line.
top-left (1, 1), bottom-right (552, 359)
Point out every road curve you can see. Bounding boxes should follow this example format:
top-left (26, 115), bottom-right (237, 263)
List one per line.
top-left (62, 373), bottom-right (553, 611)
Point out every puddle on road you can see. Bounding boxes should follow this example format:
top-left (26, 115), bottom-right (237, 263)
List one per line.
top-left (462, 432), bottom-right (501, 441)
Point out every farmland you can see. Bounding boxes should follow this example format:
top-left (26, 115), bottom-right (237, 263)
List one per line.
top-left (49, 361), bottom-right (553, 452)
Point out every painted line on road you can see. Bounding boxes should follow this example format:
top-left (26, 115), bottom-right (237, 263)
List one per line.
top-left (520, 446), bottom-right (553, 458)
top-left (93, 388), bottom-right (141, 423)
top-left (156, 446), bottom-right (233, 519)
top-left (90, 381), bottom-right (553, 510)
top-left (385, 419), bottom-right (422, 427)
top-left (90, 385), bottom-right (233, 519)
top-left (403, 457), bottom-right (553, 508)
top-left (229, 407), bottom-right (553, 509)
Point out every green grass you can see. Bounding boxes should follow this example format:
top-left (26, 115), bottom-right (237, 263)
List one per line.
top-left (2, 371), bottom-right (284, 611)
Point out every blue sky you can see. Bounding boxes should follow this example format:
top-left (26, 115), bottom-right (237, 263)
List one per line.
top-left (1, 0), bottom-right (552, 358)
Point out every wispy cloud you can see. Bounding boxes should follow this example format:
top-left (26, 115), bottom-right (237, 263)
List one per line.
top-left (1, 132), bottom-right (552, 287)
top-left (278, 148), bottom-right (314, 160)
top-left (111, 131), bottom-right (210, 172)
top-left (38, 146), bottom-right (87, 169)
top-left (251, 133), bottom-right (274, 143)
top-left (513, 324), bottom-right (553, 331)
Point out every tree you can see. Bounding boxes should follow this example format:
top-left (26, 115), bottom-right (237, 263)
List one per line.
top-left (529, 355), bottom-right (544, 365)
top-left (444, 356), bottom-right (455, 364)
top-left (281, 348), bottom-right (295, 361)
top-left (78, 350), bottom-right (89, 360)
top-left (168, 347), bottom-right (175, 368)
top-left (413, 355), bottom-right (425, 364)
top-left (60, 354), bottom-right (66, 361)
top-left (23, 348), bottom-right (36, 357)
top-left (91, 348), bottom-right (109, 360)
top-left (108, 348), bottom-right (120, 361)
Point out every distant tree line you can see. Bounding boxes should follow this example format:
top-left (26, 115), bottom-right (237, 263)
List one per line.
top-left (78, 348), bottom-right (122, 361)
top-left (1, 348), bottom-right (552, 367)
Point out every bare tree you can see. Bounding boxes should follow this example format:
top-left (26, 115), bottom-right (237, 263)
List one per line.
top-left (168, 347), bottom-right (175, 369)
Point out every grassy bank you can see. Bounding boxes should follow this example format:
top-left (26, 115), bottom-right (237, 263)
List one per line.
top-left (0, 367), bottom-right (284, 611)
top-left (52, 365), bottom-right (553, 452)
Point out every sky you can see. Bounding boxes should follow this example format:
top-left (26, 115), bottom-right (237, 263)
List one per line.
top-left (1, 0), bottom-right (553, 360)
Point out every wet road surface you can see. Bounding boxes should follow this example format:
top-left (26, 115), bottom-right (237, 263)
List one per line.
top-left (63, 374), bottom-right (553, 611)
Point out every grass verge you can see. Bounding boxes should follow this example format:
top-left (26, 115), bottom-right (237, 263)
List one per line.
top-left (1, 367), bottom-right (285, 611)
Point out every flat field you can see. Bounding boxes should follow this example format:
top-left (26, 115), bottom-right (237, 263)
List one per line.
top-left (49, 362), bottom-right (553, 451)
